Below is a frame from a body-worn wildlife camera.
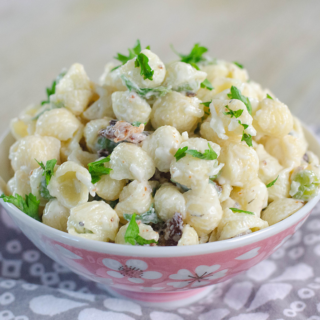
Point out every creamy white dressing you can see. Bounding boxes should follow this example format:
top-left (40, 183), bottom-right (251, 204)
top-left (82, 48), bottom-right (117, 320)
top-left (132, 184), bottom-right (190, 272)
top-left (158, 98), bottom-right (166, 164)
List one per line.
top-left (209, 105), bottom-right (228, 140)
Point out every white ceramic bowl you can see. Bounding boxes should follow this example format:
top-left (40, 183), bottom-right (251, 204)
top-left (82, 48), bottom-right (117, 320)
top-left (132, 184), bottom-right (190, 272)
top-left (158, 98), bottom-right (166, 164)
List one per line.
top-left (1, 127), bottom-right (320, 309)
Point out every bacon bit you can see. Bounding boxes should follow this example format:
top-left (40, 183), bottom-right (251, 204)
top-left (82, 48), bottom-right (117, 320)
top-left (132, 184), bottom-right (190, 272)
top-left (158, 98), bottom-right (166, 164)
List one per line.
top-left (262, 160), bottom-right (267, 166)
top-left (111, 218), bottom-right (114, 222)
top-left (303, 153), bottom-right (309, 163)
top-left (186, 91), bottom-right (196, 97)
top-left (144, 187), bottom-right (147, 191)
top-left (157, 213), bottom-right (183, 246)
top-left (100, 120), bottom-right (146, 144)
top-left (158, 64), bottom-right (164, 69)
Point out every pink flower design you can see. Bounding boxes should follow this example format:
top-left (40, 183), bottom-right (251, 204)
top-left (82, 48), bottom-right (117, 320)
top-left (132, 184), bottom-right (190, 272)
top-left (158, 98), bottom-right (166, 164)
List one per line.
top-left (100, 258), bottom-right (162, 284)
top-left (167, 265), bottom-right (228, 289)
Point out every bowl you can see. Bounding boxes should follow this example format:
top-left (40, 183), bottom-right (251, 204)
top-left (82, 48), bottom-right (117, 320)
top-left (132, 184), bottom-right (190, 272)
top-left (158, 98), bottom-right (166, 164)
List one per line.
top-left (1, 126), bottom-right (320, 309)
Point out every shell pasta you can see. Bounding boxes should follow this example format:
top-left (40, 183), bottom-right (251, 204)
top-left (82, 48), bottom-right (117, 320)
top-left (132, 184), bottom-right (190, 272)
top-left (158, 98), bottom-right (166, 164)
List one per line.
top-left (1, 40), bottom-right (319, 247)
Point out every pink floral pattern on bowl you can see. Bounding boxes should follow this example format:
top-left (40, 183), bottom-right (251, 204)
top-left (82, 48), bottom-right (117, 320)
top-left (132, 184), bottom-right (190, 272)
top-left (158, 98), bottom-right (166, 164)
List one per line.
top-left (34, 212), bottom-right (309, 293)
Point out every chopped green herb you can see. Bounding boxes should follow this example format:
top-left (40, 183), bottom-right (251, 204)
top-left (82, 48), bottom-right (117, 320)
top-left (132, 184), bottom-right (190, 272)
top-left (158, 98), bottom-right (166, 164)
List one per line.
top-left (171, 43), bottom-right (208, 70)
top-left (174, 143), bottom-right (217, 161)
top-left (0, 193), bottom-right (40, 221)
top-left (201, 100), bottom-right (212, 108)
top-left (145, 45), bottom-right (151, 50)
top-left (131, 121), bottom-right (145, 127)
top-left (170, 179), bottom-right (190, 193)
top-left (266, 94), bottom-right (273, 100)
top-left (39, 179), bottom-right (54, 200)
top-left (41, 81), bottom-right (56, 105)
top-left (241, 133), bottom-right (253, 147)
top-left (41, 71), bottom-right (66, 105)
top-left (114, 39), bottom-right (141, 65)
top-left (110, 65), bottom-right (122, 72)
top-left (224, 105), bottom-right (244, 118)
top-left (187, 143), bottom-right (217, 160)
top-left (266, 176), bottom-right (279, 188)
top-left (124, 205), bottom-right (161, 225)
top-left (227, 86), bottom-right (252, 115)
top-left (121, 75), bottom-right (171, 99)
top-left (124, 213), bottom-right (158, 246)
top-left (229, 207), bottom-right (254, 215)
top-left (200, 79), bottom-right (213, 91)
top-left (96, 136), bottom-right (119, 155)
top-left (88, 156), bottom-right (112, 184)
top-left (134, 53), bottom-right (154, 80)
top-left (233, 61), bottom-right (244, 69)
top-left (239, 122), bottom-right (249, 130)
top-left (223, 107), bottom-right (252, 148)
top-left (36, 159), bottom-right (57, 185)
top-left (32, 102), bottom-right (64, 121)
top-left (174, 146), bottom-right (189, 161)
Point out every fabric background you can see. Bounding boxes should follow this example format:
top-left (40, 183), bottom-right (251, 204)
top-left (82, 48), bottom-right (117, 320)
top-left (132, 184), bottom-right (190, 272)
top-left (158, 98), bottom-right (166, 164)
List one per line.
top-left (1, 126), bottom-right (320, 320)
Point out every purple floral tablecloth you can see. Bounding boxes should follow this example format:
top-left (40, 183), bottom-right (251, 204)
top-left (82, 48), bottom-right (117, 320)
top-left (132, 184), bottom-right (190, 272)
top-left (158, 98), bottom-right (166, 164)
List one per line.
top-left (1, 126), bottom-right (320, 320)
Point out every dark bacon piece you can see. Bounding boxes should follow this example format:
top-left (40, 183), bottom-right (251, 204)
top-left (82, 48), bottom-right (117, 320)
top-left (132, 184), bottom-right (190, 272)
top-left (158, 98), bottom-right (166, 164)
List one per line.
top-left (100, 120), bottom-right (146, 144)
top-left (157, 212), bottom-right (183, 246)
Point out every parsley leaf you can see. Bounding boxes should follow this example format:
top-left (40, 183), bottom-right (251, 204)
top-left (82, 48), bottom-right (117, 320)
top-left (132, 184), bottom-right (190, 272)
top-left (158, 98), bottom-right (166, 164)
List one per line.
top-left (186, 143), bottom-right (217, 160)
top-left (266, 176), bottom-right (279, 188)
top-left (241, 133), bottom-right (253, 147)
top-left (200, 79), bottom-right (213, 91)
top-left (170, 179), bottom-right (190, 193)
top-left (114, 39), bottom-right (141, 65)
top-left (200, 100), bottom-right (211, 118)
top-left (224, 105), bottom-right (243, 118)
top-left (174, 143), bottom-right (217, 161)
top-left (174, 146), bottom-right (188, 161)
top-left (123, 205), bottom-right (161, 225)
top-left (227, 86), bottom-right (252, 115)
top-left (201, 100), bottom-right (212, 108)
top-left (134, 53), bottom-right (154, 80)
top-left (131, 121), bottom-right (145, 127)
top-left (239, 122), bottom-right (249, 130)
top-left (229, 207), bottom-right (254, 215)
top-left (32, 102), bottom-right (64, 121)
top-left (36, 159), bottom-right (57, 185)
top-left (171, 43), bottom-right (208, 70)
top-left (95, 136), bottom-right (119, 155)
top-left (124, 213), bottom-right (158, 246)
top-left (0, 193), bottom-right (40, 221)
top-left (233, 61), bottom-right (244, 69)
top-left (88, 156), bottom-right (112, 184)
top-left (39, 179), bottom-right (54, 200)
top-left (222, 107), bottom-right (252, 147)
top-left (35, 159), bottom-right (57, 200)
top-left (41, 71), bottom-right (66, 105)
top-left (266, 94), bottom-right (273, 100)
top-left (41, 81), bottom-right (56, 105)
top-left (121, 75), bottom-right (171, 98)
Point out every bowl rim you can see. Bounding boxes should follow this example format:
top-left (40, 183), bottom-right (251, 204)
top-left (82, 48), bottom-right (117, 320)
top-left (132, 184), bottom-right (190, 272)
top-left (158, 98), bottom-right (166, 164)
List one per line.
top-left (1, 127), bottom-right (320, 258)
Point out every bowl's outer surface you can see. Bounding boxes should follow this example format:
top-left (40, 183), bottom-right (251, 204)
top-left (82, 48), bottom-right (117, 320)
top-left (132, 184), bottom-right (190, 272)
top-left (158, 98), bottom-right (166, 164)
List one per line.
top-left (1, 126), bottom-right (320, 297)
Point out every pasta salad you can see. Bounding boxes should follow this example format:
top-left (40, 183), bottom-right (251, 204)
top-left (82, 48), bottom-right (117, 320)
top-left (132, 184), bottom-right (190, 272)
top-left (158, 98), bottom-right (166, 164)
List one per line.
top-left (1, 40), bottom-right (320, 247)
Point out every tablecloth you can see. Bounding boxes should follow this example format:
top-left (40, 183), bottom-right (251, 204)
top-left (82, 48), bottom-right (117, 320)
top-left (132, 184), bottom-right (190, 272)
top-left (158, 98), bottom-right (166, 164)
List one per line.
top-left (1, 128), bottom-right (320, 320)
